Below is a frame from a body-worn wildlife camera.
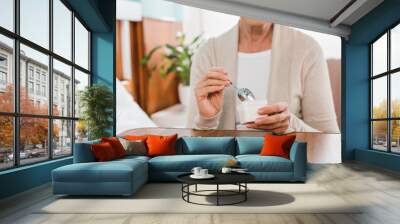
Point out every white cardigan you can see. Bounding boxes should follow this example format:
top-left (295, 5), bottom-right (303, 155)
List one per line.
top-left (186, 24), bottom-right (339, 134)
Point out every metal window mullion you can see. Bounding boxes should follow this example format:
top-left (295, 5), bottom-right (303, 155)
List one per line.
top-left (6, 113), bottom-right (79, 119)
top-left (88, 30), bottom-right (91, 74)
top-left (370, 45), bottom-right (374, 150)
top-left (388, 30), bottom-right (391, 152)
top-left (74, 64), bottom-right (90, 74)
top-left (71, 10), bottom-right (76, 155)
top-left (13, 0), bottom-right (21, 167)
top-left (371, 118), bottom-right (399, 121)
top-left (0, 31), bottom-right (90, 75)
top-left (48, 0), bottom-right (54, 160)
top-left (112, 19), bottom-right (116, 136)
top-left (0, 27), bottom-right (90, 71)
top-left (370, 67), bottom-right (400, 79)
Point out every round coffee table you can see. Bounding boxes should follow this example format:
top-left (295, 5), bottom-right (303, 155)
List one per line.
top-left (177, 173), bottom-right (255, 206)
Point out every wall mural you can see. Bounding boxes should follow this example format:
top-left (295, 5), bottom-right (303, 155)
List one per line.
top-left (114, 0), bottom-right (342, 163)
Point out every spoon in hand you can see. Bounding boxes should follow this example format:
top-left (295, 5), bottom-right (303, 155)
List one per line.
top-left (229, 81), bottom-right (256, 102)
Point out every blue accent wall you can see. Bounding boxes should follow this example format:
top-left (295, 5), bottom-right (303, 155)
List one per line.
top-left (0, 0), bottom-right (116, 200)
top-left (343, 0), bottom-right (400, 171)
top-left (92, 33), bottom-right (114, 88)
top-left (355, 149), bottom-right (400, 172)
top-left (91, 0), bottom-right (116, 135)
top-left (66, 0), bottom-right (111, 32)
top-left (0, 158), bottom-right (72, 199)
top-left (342, 43), bottom-right (370, 160)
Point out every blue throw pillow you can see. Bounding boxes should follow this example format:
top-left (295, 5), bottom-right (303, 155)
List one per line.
top-left (73, 139), bottom-right (100, 163)
top-left (236, 137), bottom-right (264, 155)
top-left (178, 137), bottom-right (235, 155)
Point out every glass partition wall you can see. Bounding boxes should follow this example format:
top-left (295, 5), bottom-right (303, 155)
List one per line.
top-left (0, 0), bottom-right (91, 170)
top-left (371, 23), bottom-right (400, 153)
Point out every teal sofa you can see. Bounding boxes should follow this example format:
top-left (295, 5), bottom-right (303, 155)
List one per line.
top-left (52, 137), bottom-right (307, 196)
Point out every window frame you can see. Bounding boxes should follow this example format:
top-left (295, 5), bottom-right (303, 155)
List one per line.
top-left (370, 21), bottom-right (400, 154)
top-left (0, 0), bottom-right (92, 171)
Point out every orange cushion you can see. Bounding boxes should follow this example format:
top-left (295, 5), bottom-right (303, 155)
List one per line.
top-left (146, 134), bottom-right (178, 157)
top-left (259, 134), bottom-right (296, 159)
top-left (101, 137), bottom-right (127, 158)
top-left (91, 142), bottom-right (118, 162)
top-left (124, 135), bottom-right (148, 141)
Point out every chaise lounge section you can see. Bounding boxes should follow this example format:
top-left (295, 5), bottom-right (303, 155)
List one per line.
top-left (52, 136), bottom-right (307, 196)
top-left (52, 141), bottom-right (149, 196)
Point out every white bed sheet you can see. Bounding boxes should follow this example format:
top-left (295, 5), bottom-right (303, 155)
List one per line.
top-left (116, 80), bottom-right (157, 135)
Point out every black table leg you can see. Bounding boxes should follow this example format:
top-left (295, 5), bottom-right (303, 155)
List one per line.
top-left (187, 184), bottom-right (190, 202)
top-left (181, 184), bottom-right (183, 199)
top-left (180, 182), bottom-right (250, 206)
top-left (216, 184), bottom-right (219, 206)
top-left (245, 183), bottom-right (247, 201)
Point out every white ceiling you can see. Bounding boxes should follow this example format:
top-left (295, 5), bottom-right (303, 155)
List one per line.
top-left (225, 0), bottom-right (352, 21)
top-left (166, 0), bottom-right (384, 38)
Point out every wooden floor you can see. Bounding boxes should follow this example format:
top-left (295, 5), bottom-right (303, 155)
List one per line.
top-left (1, 162), bottom-right (400, 224)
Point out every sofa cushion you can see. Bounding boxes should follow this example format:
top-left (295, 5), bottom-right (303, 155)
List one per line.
top-left (73, 140), bottom-right (100, 163)
top-left (236, 155), bottom-right (293, 172)
top-left (260, 134), bottom-right (296, 159)
top-left (147, 134), bottom-right (178, 157)
top-left (177, 137), bottom-right (235, 155)
top-left (115, 155), bottom-right (150, 163)
top-left (236, 137), bottom-right (264, 155)
top-left (124, 135), bottom-right (148, 141)
top-left (149, 154), bottom-right (235, 172)
top-left (101, 137), bottom-right (127, 158)
top-left (91, 142), bottom-right (118, 162)
top-left (118, 138), bottom-right (147, 156)
top-left (53, 158), bottom-right (147, 183)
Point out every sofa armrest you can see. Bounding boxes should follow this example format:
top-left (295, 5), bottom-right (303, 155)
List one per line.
top-left (289, 142), bottom-right (307, 181)
top-left (73, 140), bottom-right (100, 163)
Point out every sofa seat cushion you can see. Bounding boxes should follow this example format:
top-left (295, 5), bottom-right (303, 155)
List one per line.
top-left (117, 155), bottom-right (150, 163)
top-left (149, 154), bottom-right (235, 172)
top-left (236, 155), bottom-right (293, 172)
top-left (177, 137), bottom-right (235, 155)
top-left (53, 159), bottom-right (147, 183)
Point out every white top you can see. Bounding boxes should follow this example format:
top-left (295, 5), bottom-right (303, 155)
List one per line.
top-left (236, 50), bottom-right (271, 127)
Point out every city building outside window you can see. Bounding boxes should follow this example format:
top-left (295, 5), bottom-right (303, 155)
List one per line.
top-left (0, 71), bottom-right (7, 87)
top-left (0, 54), bottom-right (7, 90)
top-left (28, 66), bottom-right (34, 79)
top-left (0, 0), bottom-right (91, 170)
top-left (41, 73), bottom-right (46, 82)
top-left (35, 70), bottom-right (40, 81)
top-left (0, 54), bottom-right (7, 67)
top-left (28, 81), bottom-right (34, 94)
top-left (41, 85), bottom-right (46, 97)
top-left (35, 83), bottom-right (40, 95)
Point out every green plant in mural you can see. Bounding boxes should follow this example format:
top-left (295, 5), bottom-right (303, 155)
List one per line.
top-left (141, 32), bottom-right (202, 86)
top-left (79, 84), bottom-right (113, 140)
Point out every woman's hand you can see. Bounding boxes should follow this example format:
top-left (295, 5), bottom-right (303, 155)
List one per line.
top-left (246, 102), bottom-right (290, 134)
top-left (195, 68), bottom-right (230, 118)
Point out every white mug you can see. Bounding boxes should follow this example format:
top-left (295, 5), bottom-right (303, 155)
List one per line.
top-left (238, 100), bottom-right (268, 124)
top-left (191, 167), bottom-right (202, 176)
top-left (221, 167), bottom-right (232, 174)
top-left (200, 169), bottom-right (208, 176)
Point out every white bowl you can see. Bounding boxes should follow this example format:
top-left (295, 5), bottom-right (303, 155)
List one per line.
top-left (237, 100), bottom-right (267, 124)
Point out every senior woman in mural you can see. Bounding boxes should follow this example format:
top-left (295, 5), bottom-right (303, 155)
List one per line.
top-left (186, 17), bottom-right (339, 134)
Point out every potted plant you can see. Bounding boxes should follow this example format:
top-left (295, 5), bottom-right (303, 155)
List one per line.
top-left (141, 32), bottom-right (202, 107)
top-left (79, 84), bottom-right (113, 140)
